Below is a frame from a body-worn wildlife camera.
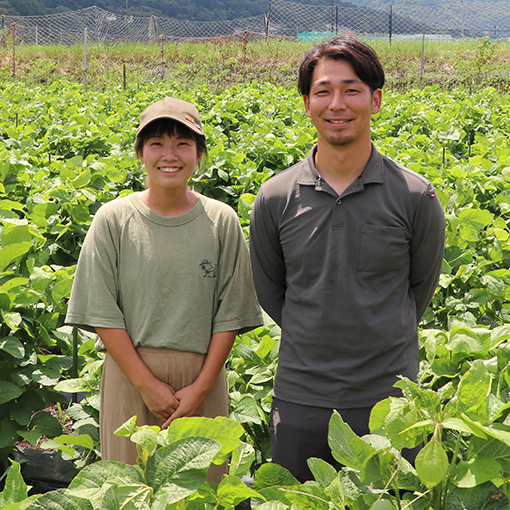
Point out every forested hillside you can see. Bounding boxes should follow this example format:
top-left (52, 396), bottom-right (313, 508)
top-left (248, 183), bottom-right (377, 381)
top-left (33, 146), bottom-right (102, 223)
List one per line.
top-left (6, 0), bottom-right (334, 20)
top-left (349, 0), bottom-right (502, 7)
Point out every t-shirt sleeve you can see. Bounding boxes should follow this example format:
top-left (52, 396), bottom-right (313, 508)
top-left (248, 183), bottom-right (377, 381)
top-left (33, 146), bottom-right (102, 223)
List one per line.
top-left (65, 205), bottom-right (127, 333)
top-left (212, 208), bottom-right (264, 335)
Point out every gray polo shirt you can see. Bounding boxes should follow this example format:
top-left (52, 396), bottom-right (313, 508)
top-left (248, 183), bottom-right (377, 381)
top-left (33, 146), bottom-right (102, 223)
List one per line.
top-left (250, 145), bottom-right (445, 409)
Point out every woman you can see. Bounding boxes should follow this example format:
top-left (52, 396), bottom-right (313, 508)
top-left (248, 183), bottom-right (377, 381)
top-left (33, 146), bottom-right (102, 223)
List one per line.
top-left (65, 97), bottom-right (263, 482)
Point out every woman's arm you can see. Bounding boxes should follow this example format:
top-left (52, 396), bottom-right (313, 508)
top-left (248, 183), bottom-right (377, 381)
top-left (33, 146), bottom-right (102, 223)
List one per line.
top-left (161, 330), bottom-right (237, 428)
top-left (96, 327), bottom-right (180, 422)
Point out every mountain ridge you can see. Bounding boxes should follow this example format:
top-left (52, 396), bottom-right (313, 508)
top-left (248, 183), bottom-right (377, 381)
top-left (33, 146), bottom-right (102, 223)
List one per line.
top-left (6, 0), bottom-right (331, 20)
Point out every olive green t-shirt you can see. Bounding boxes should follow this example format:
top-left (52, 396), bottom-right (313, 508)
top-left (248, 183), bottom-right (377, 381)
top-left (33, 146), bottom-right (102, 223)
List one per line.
top-left (66, 193), bottom-right (263, 353)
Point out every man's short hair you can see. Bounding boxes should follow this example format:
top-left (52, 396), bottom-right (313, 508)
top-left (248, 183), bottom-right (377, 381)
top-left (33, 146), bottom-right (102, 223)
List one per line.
top-left (298, 36), bottom-right (385, 96)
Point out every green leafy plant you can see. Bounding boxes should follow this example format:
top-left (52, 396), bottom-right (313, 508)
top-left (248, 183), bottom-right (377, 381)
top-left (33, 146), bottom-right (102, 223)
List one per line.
top-left (3, 75), bottom-right (510, 498)
top-left (1, 416), bottom-right (265, 509)
top-left (39, 338), bottom-right (103, 472)
top-left (227, 321), bottom-right (280, 471)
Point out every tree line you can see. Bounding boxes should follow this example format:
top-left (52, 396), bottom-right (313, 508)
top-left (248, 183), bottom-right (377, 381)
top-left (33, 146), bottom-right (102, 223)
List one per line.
top-left (7, 0), bottom-right (332, 20)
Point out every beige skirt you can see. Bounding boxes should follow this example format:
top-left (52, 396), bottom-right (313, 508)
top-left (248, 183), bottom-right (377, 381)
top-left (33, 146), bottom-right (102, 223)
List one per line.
top-left (100, 346), bottom-right (229, 483)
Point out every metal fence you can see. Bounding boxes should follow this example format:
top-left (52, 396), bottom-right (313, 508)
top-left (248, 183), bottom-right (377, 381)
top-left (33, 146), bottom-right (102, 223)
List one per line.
top-left (2, 0), bottom-right (510, 45)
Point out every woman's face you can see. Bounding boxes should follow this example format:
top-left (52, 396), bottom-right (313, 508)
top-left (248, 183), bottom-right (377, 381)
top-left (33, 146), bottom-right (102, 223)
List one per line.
top-left (138, 131), bottom-right (201, 194)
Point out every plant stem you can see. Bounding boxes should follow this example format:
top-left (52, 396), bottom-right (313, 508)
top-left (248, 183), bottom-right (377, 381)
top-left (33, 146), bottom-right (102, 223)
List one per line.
top-left (442, 432), bottom-right (462, 505)
top-left (432, 481), bottom-right (443, 510)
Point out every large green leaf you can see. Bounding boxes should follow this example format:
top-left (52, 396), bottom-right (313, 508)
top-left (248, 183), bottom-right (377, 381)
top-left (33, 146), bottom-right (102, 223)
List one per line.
top-left (238, 193), bottom-right (256, 225)
top-left (9, 391), bottom-right (45, 427)
top-left (448, 327), bottom-right (487, 354)
top-left (67, 461), bottom-right (144, 503)
top-left (42, 433), bottom-right (95, 451)
top-left (457, 208), bottom-right (494, 231)
top-left (415, 439), bottom-right (448, 488)
top-left (328, 410), bottom-right (376, 470)
top-left (457, 360), bottom-right (491, 422)
top-left (253, 463), bottom-right (299, 490)
top-left (0, 460), bottom-right (27, 506)
top-left (307, 457), bottom-right (337, 489)
top-left (445, 482), bottom-right (509, 509)
top-left (360, 450), bottom-right (399, 488)
top-left (369, 398), bottom-right (425, 450)
top-left (229, 442), bottom-right (256, 477)
top-left (452, 458), bottom-right (503, 488)
top-left (1, 311), bottom-right (22, 330)
top-left (307, 458), bottom-right (346, 508)
top-left (217, 475), bottom-right (262, 507)
top-left (470, 435), bottom-right (510, 477)
top-left (101, 484), bottom-right (152, 510)
top-left (51, 278), bottom-right (74, 303)
top-left (229, 393), bottom-right (263, 424)
top-left (1, 224), bottom-right (35, 246)
top-left (280, 484), bottom-right (330, 510)
top-left (130, 427), bottom-right (160, 458)
top-left (53, 378), bottom-right (91, 393)
top-left (0, 419), bottom-right (19, 449)
top-left (146, 437), bottom-right (221, 504)
top-left (163, 416), bottom-right (243, 464)
top-left (29, 409), bottom-right (63, 437)
top-left (0, 242), bottom-right (32, 272)
top-left (30, 365), bottom-right (62, 386)
top-left (0, 381), bottom-right (22, 405)
top-left (0, 336), bottom-right (25, 359)
top-left (24, 489), bottom-right (93, 510)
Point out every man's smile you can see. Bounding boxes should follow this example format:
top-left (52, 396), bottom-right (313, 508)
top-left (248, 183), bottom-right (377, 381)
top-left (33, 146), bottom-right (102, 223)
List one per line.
top-left (326, 119), bottom-right (352, 126)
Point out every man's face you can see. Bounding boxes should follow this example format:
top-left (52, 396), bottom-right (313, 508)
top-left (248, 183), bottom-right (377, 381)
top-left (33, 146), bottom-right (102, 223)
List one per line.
top-left (303, 58), bottom-right (382, 149)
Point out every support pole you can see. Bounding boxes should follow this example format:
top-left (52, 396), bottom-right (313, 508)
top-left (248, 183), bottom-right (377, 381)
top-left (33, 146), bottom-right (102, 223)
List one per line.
top-left (72, 328), bottom-right (79, 404)
top-left (331, 0), bottom-right (334, 34)
top-left (12, 23), bottom-right (16, 78)
top-left (265, 0), bottom-right (272, 41)
top-left (160, 35), bottom-right (165, 79)
top-left (84, 28), bottom-right (88, 91)
top-left (389, 6), bottom-right (392, 45)
top-left (419, 33), bottom-right (425, 89)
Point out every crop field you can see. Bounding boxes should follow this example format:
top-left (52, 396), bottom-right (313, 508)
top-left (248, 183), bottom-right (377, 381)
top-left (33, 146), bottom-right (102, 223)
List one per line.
top-left (2, 39), bottom-right (510, 509)
top-left (2, 36), bottom-right (510, 90)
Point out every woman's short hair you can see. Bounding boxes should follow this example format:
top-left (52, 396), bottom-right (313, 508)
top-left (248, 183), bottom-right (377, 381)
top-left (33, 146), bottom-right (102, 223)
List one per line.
top-left (135, 118), bottom-right (207, 158)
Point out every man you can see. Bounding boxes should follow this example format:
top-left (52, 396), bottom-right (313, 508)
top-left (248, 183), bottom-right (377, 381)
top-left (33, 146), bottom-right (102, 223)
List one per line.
top-left (249, 37), bottom-right (445, 482)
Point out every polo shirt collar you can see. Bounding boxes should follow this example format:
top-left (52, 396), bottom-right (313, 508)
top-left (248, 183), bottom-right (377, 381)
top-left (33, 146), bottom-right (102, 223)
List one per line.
top-left (297, 144), bottom-right (385, 191)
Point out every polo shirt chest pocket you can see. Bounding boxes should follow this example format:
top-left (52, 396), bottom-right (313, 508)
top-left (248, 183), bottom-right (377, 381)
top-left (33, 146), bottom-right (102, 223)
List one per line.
top-left (357, 224), bottom-right (409, 272)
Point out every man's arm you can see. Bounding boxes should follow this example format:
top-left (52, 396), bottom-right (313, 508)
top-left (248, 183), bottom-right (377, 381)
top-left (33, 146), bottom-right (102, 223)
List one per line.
top-left (409, 186), bottom-right (446, 321)
top-left (249, 191), bottom-right (286, 326)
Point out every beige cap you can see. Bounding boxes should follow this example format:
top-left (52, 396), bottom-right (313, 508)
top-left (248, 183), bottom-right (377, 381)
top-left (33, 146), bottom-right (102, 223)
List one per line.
top-left (137, 97), bottom-right (205, 137)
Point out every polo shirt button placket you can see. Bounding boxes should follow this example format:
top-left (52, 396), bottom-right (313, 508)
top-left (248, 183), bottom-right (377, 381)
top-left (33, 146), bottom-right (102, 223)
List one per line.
top-left (336, 198), bottom-right (342, 205)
